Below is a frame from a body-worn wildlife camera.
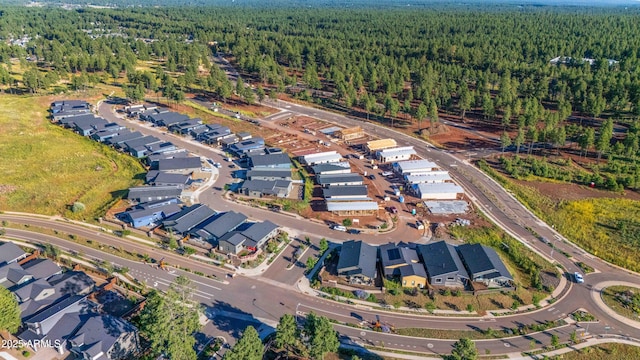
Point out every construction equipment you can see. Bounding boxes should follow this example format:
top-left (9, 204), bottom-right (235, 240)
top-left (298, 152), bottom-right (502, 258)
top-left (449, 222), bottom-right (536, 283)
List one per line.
top-left (158, 257), bottom-right (167, 270)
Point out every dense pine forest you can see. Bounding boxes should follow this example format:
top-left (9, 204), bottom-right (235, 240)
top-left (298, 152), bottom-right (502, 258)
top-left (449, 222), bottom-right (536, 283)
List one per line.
top-left (0, 4), bottom-right (639, 188)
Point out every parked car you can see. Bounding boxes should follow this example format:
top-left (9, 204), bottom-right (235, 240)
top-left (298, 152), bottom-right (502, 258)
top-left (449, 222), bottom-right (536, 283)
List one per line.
top-left (388, 206), bottom-right (398, 214)
top-left (573, 272), bottom-right (584, 283)
top-left (331, 225), bottom-right (347, 232)
top-left (368, 174), bottom-right (376, 180)
top-left (381, 171), bottom-right (394, 177)
top-left (348, 229), bottom-right (361, 234)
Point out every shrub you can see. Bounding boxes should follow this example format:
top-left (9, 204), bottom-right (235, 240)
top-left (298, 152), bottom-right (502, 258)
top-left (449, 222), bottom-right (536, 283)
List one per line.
top-left (71, 202), bottom-right (86, 213)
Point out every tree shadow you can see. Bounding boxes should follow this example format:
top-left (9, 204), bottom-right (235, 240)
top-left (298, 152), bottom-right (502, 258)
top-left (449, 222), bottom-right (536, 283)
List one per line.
top-left (204, 299), bottom-right (272, 339)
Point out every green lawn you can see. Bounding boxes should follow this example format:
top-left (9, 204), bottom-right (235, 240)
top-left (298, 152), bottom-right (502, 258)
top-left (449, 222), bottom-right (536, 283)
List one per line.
top-left (559, 343), bottom-right (640, 360)
top-left (0, 95), bottom-right (145, 219)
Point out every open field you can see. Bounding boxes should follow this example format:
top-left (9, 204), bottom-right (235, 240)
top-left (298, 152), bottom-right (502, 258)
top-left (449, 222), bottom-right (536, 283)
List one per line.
top-left (0, 94), bottom-right (145, 219)
top-left (478, 159), bottom-right (640, 272)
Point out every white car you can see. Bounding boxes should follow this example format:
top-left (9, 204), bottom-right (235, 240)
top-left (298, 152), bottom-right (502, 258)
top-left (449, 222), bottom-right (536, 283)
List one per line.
top-left (331, 225), bottom-right (347, 232)
top-left (574, 272), bottom-right (584, 283)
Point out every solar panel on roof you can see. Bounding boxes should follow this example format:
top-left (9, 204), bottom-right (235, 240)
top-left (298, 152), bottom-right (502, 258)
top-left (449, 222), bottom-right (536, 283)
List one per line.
top-left (387, 248), bottom-right (401, 261)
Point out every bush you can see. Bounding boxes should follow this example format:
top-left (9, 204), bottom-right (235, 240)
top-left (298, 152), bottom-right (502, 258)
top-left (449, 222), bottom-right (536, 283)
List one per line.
top-left (71, 201), bottom-right (86, 213)
top-left (342, 218), bottom-right (353, 227)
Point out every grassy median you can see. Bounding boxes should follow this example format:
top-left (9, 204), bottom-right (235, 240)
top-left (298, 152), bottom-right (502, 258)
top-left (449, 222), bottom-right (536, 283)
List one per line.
top-left (0, 95), bottom-right (144, 219)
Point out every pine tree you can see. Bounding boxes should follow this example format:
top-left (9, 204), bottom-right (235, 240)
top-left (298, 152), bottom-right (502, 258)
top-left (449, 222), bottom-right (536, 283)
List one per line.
top-left (225, 326), bottom-right (262, 360)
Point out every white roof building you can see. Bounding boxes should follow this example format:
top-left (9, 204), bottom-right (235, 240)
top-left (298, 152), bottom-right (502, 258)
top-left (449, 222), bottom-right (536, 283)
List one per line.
top-left (405, 172), bottom-right (452, 184)
top-left (393, 159), bottom-right (440, 175)
top-left (301, 151), bottom-right (343, 165)
top-left (411, 183), bottom-right (464, 200)
top-left (377, 146), bottom-right (417, 163)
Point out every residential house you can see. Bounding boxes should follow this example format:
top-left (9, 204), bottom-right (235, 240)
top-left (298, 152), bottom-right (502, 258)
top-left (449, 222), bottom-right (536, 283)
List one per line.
top-left (418, 241), bottom-right (469, 288)
top-left (162, 204), bottom-right (217, 237)
top-left (237, 132), bottom-right (252, 140)
top-left (169, 118), bottom-right (204, 134)
top-left (316, 173), bottom-right (364, 187)
top-left (50, 101), bottom-right (91, 121)
top-left (457, 244), bottom-right (513, 287)
top-left (22, 259), bottom-right (63, 281)
top-left (0, 262), bottom-right (33, 288)
top-left (145, 141), bottom-right (179, 156)
top-left (118, 201), bottom-right (182, 229)
top-left (149, 172), bottom-right (191, 188)
top-left (156, 157), bottom-right (202, 174)
top-left (146, 151), bottom-right (189, 168)
top-left (246, 168), bottom-right (292, 181)
top-left (228, 138), bottom-right (265, 156)
top-left (122, 135), bottom-right (163, 158)
top-left (190, 211), bottom-right (247, 244)
top-left (126, 186), bottom-right (183, 203)
top-left (240, 220), bottom-right (279, 250)
top-left (239, 179), bottom-right (293, 198)
top-left (148, 112), bottom-right (189, 127)
top-left (104, 131), bottom-right (144, 148)
top-left (0, 242), bottom-right (29, 264)
top-left (72, 116), bottom-right (109, 136)
top-left (249, 153), bottom-right (291, 169)
top-left (199, 127), bottom-right (232, 145)
top-left (378, 243), bottom-right (427, 288)
top-left (411, 183), bottom-right (464, 200)
top-left (69, 315), bottom-right (140, 360)
top-left (217, 232), bottom-right (248, 255)
top-left (336, 240), bottom-right (378, 286)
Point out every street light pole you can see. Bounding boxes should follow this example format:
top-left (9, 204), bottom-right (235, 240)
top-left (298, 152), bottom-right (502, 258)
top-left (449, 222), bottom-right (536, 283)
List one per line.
top-left (296, 303), bottom-right (301, 325)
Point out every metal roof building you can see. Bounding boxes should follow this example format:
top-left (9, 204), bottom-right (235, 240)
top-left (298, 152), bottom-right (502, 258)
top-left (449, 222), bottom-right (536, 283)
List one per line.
top-left (405, 172), bottom-right (452, 184)
top-left (393, 159), bottom-right (440, 175)
top-left (316, 173), bottom-right (364, 187)
top-left (301, 151), bottom-right (343, 165)
top-left (411, 183), bottom-right (465, 200)
top-left (326, 201), bottom-right (379, 216)
top-left (376, 146), bottom-right (417, 163)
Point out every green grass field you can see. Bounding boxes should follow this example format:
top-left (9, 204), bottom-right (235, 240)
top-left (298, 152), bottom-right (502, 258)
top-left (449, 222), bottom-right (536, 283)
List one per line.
top-left (0, 95), bottom-right (145, 219)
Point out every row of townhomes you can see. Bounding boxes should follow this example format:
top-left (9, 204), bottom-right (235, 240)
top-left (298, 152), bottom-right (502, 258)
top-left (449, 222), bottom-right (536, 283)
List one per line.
top-left (125, 103), bottom-right (283, 257)
top-left (0, 242), bottom-right (140, 359)
top-left (52, 101), bottom-right (281, 259)
top-left (336, 240), bottom-right (513, 290)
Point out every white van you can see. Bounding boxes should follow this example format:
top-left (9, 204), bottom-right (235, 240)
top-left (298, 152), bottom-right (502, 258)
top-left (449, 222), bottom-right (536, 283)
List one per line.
top-left (331, 225), bottom-right (347, 232)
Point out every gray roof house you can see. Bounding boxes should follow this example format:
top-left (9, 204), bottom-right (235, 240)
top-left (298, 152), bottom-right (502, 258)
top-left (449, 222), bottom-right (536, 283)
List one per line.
top-left (246, 168), bottom-right (292, 181)
top-left (239, 179), bottom-right (293, 198)
top-left (0, 242), bottom-right (28, 264)
top-left (126, 186), bottom-right (183, 203)
top-left (378, 243), bottom-right (427, 288)
top-left (192, 211), bottom-right (248, 243)
top-left (337, 240), bottom-right (378, 286)
top-left (104, 131), bottom-right (144, 148)
top-left (157, 157), bottom-right (202, 173)
top-left (240, 220), bottom-right (279, 249)
top-left (162, 204), bottom-right (217, 236)
top-left (418, 241), bottom-right (469, 288)
top-left (249, 153), bottom-right (291, 169)
top-left (21, 294), bottom-right (89, 339)
top-left (123, 136), bottom-right (163, 158)
top-left (0, 262), bottom-right (33, 288)
top-left (69, 315), bottom-right (140, 360)
top-left (146, 150), bottom-right (189, 168)
top-left (150, 172), bottom-right (191, 188)
top-left (217, 232), bottom-right (248, 255)
top-left (22, 259), bottom-right (63, 280)
top-left (457, 244), bottom-right (513, 287)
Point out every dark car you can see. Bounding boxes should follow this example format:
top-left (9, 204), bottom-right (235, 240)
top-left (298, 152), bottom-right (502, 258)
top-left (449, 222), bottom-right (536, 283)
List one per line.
top-left (388, 206), bottom-right (398, 214)
top-left (368, 174), bottom-right (376, 180)
top-left (348, 229), bottom-right (361, 234)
